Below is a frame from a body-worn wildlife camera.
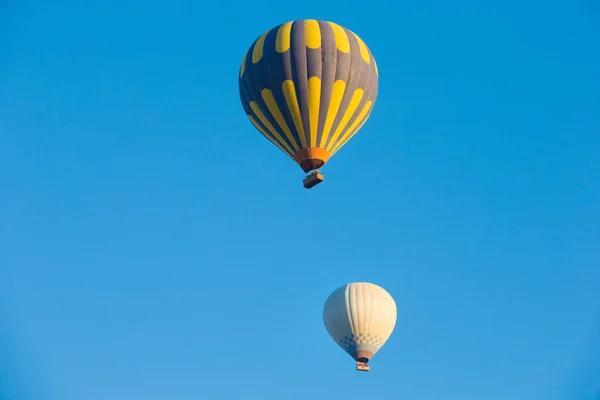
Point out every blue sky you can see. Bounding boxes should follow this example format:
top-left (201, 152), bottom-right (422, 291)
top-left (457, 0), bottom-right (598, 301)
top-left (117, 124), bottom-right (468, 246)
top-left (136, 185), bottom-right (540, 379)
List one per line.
top-left (1, 0), bottom-right (599, 399)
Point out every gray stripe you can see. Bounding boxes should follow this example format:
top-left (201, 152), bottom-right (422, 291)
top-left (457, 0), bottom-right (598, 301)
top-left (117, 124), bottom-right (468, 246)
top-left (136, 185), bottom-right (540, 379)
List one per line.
top-left (324, 27), bottom-right (365, 149)
top-left (289, 21), bottom-right (311, 149)
top-left (260, 25), bottom-right (303, 151)
top-left (316, 20), bottom-right (336, 148)
top-left (328, 45), bottom-right (378, 150)
top-left (332, 46), bottom-right (379, 152)
top-left (276, 29), bottom-right (305, 150)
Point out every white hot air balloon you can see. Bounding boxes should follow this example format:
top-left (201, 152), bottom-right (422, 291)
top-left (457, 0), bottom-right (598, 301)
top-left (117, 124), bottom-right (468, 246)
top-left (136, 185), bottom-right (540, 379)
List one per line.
top-left (323, 282), bottom-right (397, 372)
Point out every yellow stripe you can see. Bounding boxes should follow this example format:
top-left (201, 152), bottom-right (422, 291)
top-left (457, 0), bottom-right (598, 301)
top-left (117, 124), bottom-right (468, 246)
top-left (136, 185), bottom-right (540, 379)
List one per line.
top-left (261, 88), bottom-right (300, 151)
top-left (252, 29), bottom-right (270, 64)
top-left (308, 76), bottom-right (321, 147)
top-left (373, 57), bottom-right (378, 77)
top-left (326, 88), bottom-right (364, 151)
top-left (249, 101), bottom-right (294, 155)
top-left (248, 115), bottom-right (292, 157)
top-left (332, 117), bottom-right (368, 155)
top-left (276, 22), bottom-right (293, 53)
top-left (240, 51), bottom-right (247, 78)
top-left (330, 101), bottom-right (372, 153)
top-left (282, 80), bottom-right (308, 149)
top-left (327, 22), bottom-right (350, 53)
top-left (319, 80), bottom-right (346, 147)
top-left (351, 32), bottom-right (371, 63)
top-left (305, 19), bottom-right (321, 49)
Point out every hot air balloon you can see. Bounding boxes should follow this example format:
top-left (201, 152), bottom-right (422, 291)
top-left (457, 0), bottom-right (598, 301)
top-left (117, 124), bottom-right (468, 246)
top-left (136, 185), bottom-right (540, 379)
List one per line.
top-left (323, 282), bottom-right (397, 371)
top-left (238, 20), bottom-right (379, 189)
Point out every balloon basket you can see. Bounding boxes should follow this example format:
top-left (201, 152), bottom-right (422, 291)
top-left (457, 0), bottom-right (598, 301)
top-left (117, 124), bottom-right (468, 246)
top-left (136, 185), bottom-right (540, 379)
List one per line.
top-left (303, 170), bottom-right (324, 189)
top-left (356, 364), bottom-right (370, 372)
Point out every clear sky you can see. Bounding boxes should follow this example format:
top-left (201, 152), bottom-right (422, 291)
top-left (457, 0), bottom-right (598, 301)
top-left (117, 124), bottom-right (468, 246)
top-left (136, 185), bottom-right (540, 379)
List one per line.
top-left (1, 0), bottom-right (599, 399)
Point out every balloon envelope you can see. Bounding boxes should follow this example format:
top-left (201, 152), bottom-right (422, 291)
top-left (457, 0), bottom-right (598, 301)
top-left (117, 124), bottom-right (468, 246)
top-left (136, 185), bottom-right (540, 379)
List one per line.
top-left (323, 282), bottom-right (397, 364)
top-left (239, 20), bottom-right (379, 173)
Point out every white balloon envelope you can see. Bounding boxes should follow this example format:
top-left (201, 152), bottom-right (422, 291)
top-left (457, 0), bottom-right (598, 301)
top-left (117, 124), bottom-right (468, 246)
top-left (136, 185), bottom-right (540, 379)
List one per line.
top-left (323, 282), bottom-right (397, 371)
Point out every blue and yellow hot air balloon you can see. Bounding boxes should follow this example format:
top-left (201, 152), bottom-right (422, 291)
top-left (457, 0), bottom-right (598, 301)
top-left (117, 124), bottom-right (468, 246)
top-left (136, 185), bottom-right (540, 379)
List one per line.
top-left (239, 20), bottom-right (379, 189)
